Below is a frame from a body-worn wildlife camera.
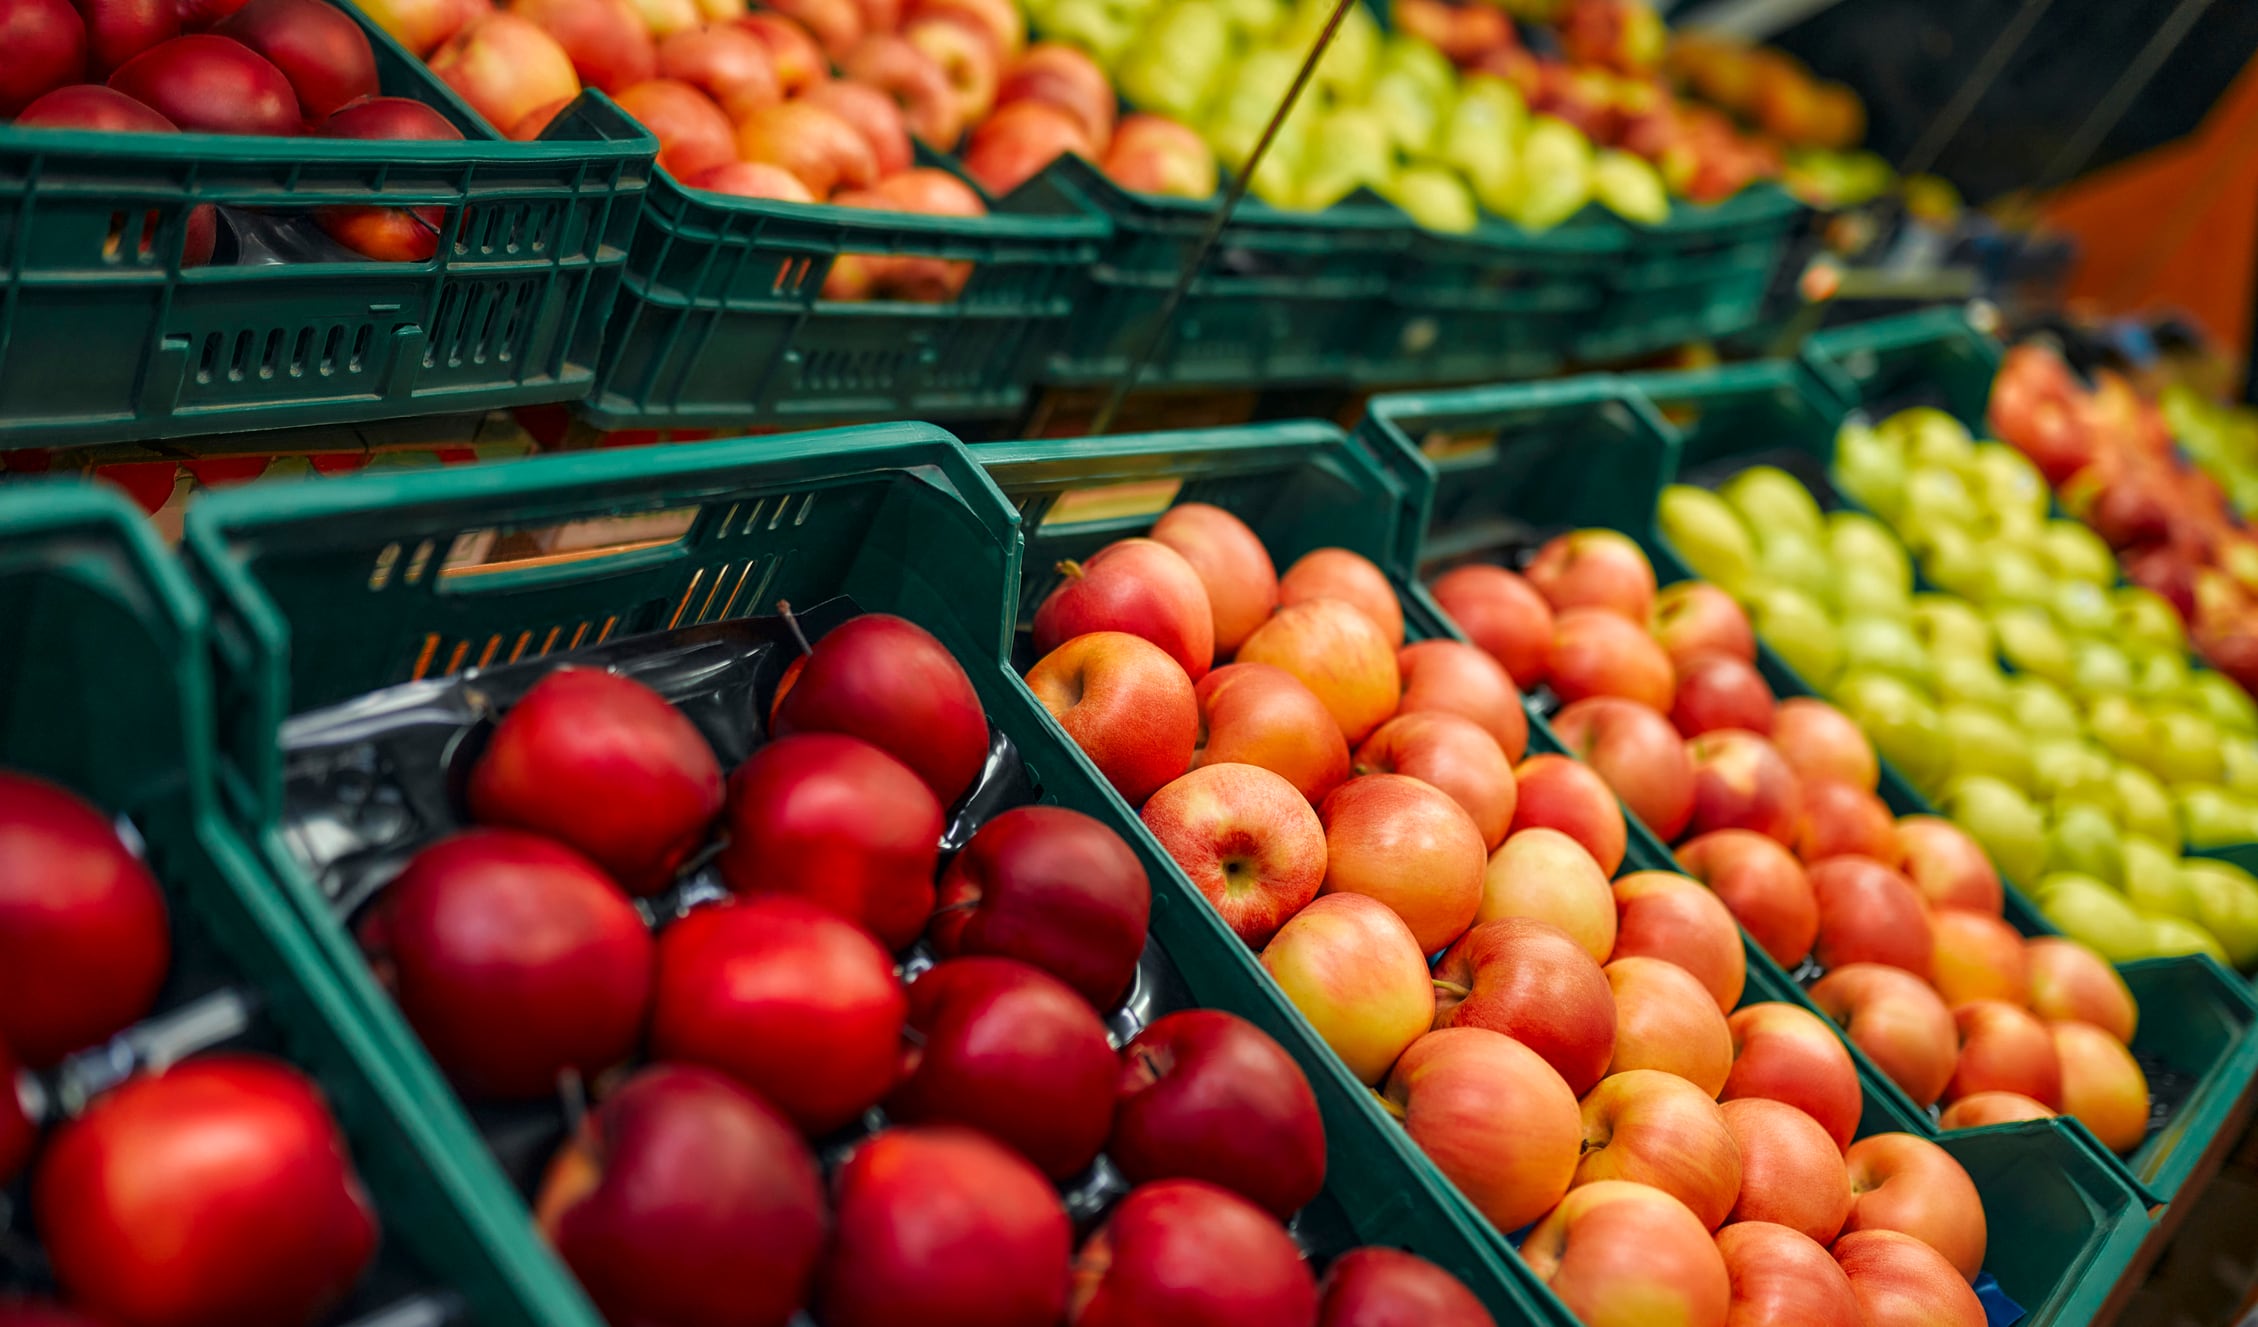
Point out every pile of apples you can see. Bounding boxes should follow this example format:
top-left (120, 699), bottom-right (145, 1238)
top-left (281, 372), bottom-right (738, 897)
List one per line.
top-left (0, 771), bottom-right (384, 1326)
top-left (1021, 511), bottom-right (2007, 1325)
top-left (353, 612), bottom-right (1499, 1327)
top-left (0, 0), bottom-right (468, 263)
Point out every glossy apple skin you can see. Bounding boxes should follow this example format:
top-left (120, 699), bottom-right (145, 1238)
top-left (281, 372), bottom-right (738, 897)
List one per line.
top-left (993, 39), bottom-right (1113, 147)
top-left (1723, 1002), bottom-right (1862, 1152)
top-left (1434, 917), bottom-right (1615, 1095)
top-left (651, 894), bottom-right (904, 1135)
top-left (1684, 729), bottom-right (1801, 844)
top-left (34, 1056), bottom-right (377, 1327)
top-left (540, 1064), bottom-right (824, 1327)
top-left (1938, 1091), bottom-right (2055, 1129)
top-left (1809, 857), bottom-right (1933, 979)
top-left (1236, 599), bottom-right (1400, 744)
top-left (1110, 1009), bottom-right (1326, 1219)
top-left (1793, 779), bottom-right (1898, 867)
top-left (817, 1126), bottom-right (1071, 1327)
top-left (1650, 580), bottom-right (1754, 669)
top-left (1670, 655), bottom-right (1774, 738)
top-left (467, 666), bottom-right (722, 896)
top-left (1506, 755), bottom-right (1627, 876)
top-left (1552, 696), bottom-right (1694, 841)
top-left (1575, 1070), bottom-right (1742, 1230)
top-left (1384, 1028), bottom-right (1581, 1233)
top-left (1319, 773), bottom-right (1487, 952)
top-left (1069, 1180), bottom-right (1317, 1327)
top-left (75, 0), bottom-right (176, 77)
top-left (1604, 956), bottom-right (1732, 1095)
top-left (655, 20), bottom-right (777, 117)
top-left (930, 804), bottom-right (1150, 1009)
top-left (213, 0), bottom-right (375, 118)
top-left (0, 1298), bottom-right (110, 1326)
top-left (1525, 529), bottom-right (1657, 621)
top-left (1430, 563), bottom-right (1554, 688)
top-left (109, 33), bottom-right (300, 133)
top-left (1721, 1097), bottom-right (1850, 1242)
top-left (888, 958), bottom-right (1117, 1180)
top-left (1521, 1180), bottom-right (1730, 1327)
top-left (1548, 608), bottom-right (1675, 711)
top-left (1144, 763), bottom-right (1326, 947)
top-left (2026, 938), bottom-right (2137, 1043)
top-left (509, 0), bottom-right (652, 92)
top-left (715, 732), bottom-right (942, 951)
top-left (1713, 1222), bottom-right (1860, 1327)
top-left (16, 80), bottom-right (172, 127)
top-left (1397, 639), bottom-right (1529, 762)
top-left (1261, 893), bottom-right (1434, 1085)
top-left (1930, 908), bottom-right (2029, 1007)
top-left (0, 772), bottom-right (170, 1067)
top-left (839, 29), bottom-right (958, 144)
top-left (738, 95), bottom-right (876, 192)
top-left (1034, 538), bottom-right (1216, 682)
top-left (1611, 870), bottom-right (1745, 1013)
top-left (1028, 631), bottom-right (1198, 807)
top-left (1355, 712), bottom-right (1518, 850)
top-left (2051, 1019), bottom-right (2151, 1154)
top-left (1770, 697), bottom-right (1878, 791)
top-left (1840, 1133), bottom-right (1987, 1280)
top-left (1279, 547), bottom-right (1404, 648)
top-left (1148, 502), bottom-right (1278, 655)
top-left (1193, 662), bottom-right (1350, 805)
top-left (1676, 829), bottom-right (1817, 968)
top-left (4, 0), bottom-right (90, 117)
top-left (1809, 964), bottom-right (1957, 1109)
top-left (1894, 816), bottom-right (2004, 914)
top-left (314, 96), bottom-right (464, 260)
top-left (1831, 1230), bottom-right (1986, 1327)
top-left (360, 829), bottom-right (652, 1101)
top-left (1317, 1248), bottom-right (1493, 1327)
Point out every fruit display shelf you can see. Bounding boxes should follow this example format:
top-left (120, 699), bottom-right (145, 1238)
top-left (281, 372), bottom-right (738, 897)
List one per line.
top-left (0, 483), bottom-right (611, 1325)
top-left (178, 422), bottom-right (1563, 1325)
top-left (1798, 304), bottom-right (2001, 430)
top-left (973, 419), bottom-right (2151, 1325)
top-left (0, 5), bottom-right (653, 449)
top-left (1574, 183), bottom-right (1805, 366)
top-left (1356, 368), bottom-right (2258, 1212)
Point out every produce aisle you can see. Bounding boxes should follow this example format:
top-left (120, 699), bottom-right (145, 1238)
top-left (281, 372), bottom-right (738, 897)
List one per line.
top-left (5, 0), bottom-right (2258, 1322)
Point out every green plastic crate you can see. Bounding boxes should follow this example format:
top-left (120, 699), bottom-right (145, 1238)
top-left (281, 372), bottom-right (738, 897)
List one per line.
top-left (0, 483), bottom-right (605, 1325)
top-left (1800, 305), bottom-right (2004, 423)
top-left (180, 423), bottom-right (1558, 1326)
top-left (975, 419), bottom-right (2151, 1324)
top-left (580, 151), bottom-right (1107, 432)
top-left (0, 7), bottom-right (653, 449)
top-left (1578, 184), bottom-right (1804, 363)
top-left (1364, 208), bottom-right (1623, 388)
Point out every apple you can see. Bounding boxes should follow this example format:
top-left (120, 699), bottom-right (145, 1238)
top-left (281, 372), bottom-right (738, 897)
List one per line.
top-left (1929, 908), bottom-right (2028, 1008)
top-left (765, 615), bottom-right (988, 805)
top-left (1316, 1247), bottom-right (1494, 1327)
top-left (1723, 1002), bottom-right (1862, 1152)
top-left (206, 0), bottom-right (374, 118)
top-left (1894, 817), bottom-right (2003, 915)
top-left (1938, 1091), bottom-right (2055, 1129)
top-left (1550, 696), bottom-right (1695, 841)
top-left (1808, 964), bottom-right (1957, 1108)
top-left (1809, 857), bottom-right (1933, 979)
top-left (1111, 1010), bottom-right (1326, 1219)
top-left (1610, 870), bottom-right (1745, 1012)
top-left (2050, 1019), bottom-right (2151, 1154)
top-left (1028, 631), bottom-right (1198, 807)
top-left (1069, 1180), bottom-right (1316, 1327)
top-left (5, 0), bottom-right (88, 116)
top-left (1575, 1070), bottom-right (1742, 1230)
top-left (538, 1064), bottom-right (824, 1327)
top-left (0, 772), bottom-right (169, 1066)
top-left (1262, 893), bottom-right (1434, 1084)
top-left (1676, 829), bottom-right (1817, 968)
top-left (929, 805), bottom-right (1148, 1009)
top-left (429, 14), bottom-right (580, 135)
top-left (1659, 485), bottom-right (1759, 594)
top-left (906, 14), bottom-right (999, 126)
top-left (1946, 999), bottom-right (2061, 1110)
top-left (1034, 538), bottom-right (1216, 683)
top-left (1670, 655), bottom-right (1774, 739)
top-left (1144, 763), bottom-right (1326, 946)
top-left (0, 1298), bottom-right (103, 1326)
top-left (1146, 503), bottom-right (1278, 655)
top-left (1237, 599), bottom-right (1401, 743)
top-left (1274, 550), bottom-right (1404, 650)
top-left (1605, 956), bottom-right (1732, 1095)
top-left (1353, 714), bottom-right (1517, 850)
top-left (1831, 1230), bottom-right (1986, 1327)
top-left (740, 9), bottom-right (822, 92)
top-left (1650, 580), bottom-right (1755, 669)
top-left (34, 1056), bottom-right (376, 1327)
top-left (353, 0), bottom-right (481, 54)
top-left (1476, 826), bottom-right (1616, 961)
top-left (1792, 778), bottom-right (1898, 868)
top-left (1720, 1097), bottom-right (1850, 1243)
top-left (107, 33), bottom-right (298, 133)
top-left (506, 0), bottom-right (647, 93)
top-left (656, 21), bottom-right (778, 117)
top-left (1190, 663), bottom-right (1350, 805)
top-left (802, 77), bottom-right (914, 174)
top-left (1383, 1028), bottom-right (1581, 1233)
top-left (1396, 640), bottom-right (1529, 762)
top-left (1101, 111), bottom-right (1214, 198)
top-left (994, 38), bottom-right (1113, 145)
top-left (1429, 563), bottom-right (1553, 688)
top-left (1713, 1222), bottom-right (1860, 1327)
top-left (1685, 729), bottom-right (1801, 844)
top-left (1521, 1180), bottom-right (1730, 1327)
top-left (1526, 529), bottom-right (1656, 620)
top-left (736, 97), bottom-right (878, 195)
top-left (1506, 755), bottom-right (1627, 876)
top-left (840, 29), bottom-right (960, 145)
top-left (817, 1127), bottom-right (1071, 1327)
top-left (312, 96), bottom-right (464, 261)
top-left (1839, 1133), bottom-right (1986, 1280)
top-left (907, 0), bottom-right (1018, 58)
top-left (16, 80), bottom-right (172, 129)
top-left (1433, 917), bottom-right (1616, 1095)
top-left (1548, 608), bottom-right (1675, 711)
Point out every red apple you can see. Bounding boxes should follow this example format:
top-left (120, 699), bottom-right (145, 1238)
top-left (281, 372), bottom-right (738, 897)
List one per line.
top-left (2050, 1019), bottom-right (2150, 1154)
top-left (0, 1298), bottom-right (106, 1326)
top-left (1832, 1230), bottom-right (1986, 1327)
top-left (1684, 729), bottom-right (1801, 844)
top-left (772, 613), bottom-right (989, 807)
top-left (1477, 825), bottom-right (1616, 961)
top-left (1548, 608), bottom-right (1675, 710)
top-left (353, 0), bottom-right (483, 54)
top-left (1430, 563), bottom-right (1553, 688)
top-left (839, 30), bottom-right (959, 145)
top-left (0, 772), bottom-right (169, 1067)
top-left (212, 0), bottom-right (374, 118)
top-left (1433, 916), bottom-right (1615, 1095)
top-left (691, 159), bottom-right (815, 200)
top-left (1605, 956), bottom-right (1733, 1095)
top-left (1771, 698), bottom-right (1877, 791)
top-left (1236, 599), bottom-right (1400, 744)
top-left (1526, 529), bottom-right (1656, 620)
top-left (738, 9), bottom-right (822, 93)
top-left (1034, 537), bottom-right (1216, 682)
top-left (1938, 1091), bottom-right (2055, 1129)
top-left (1262, 894), bottom-right (1434, 1084)
top-left (766, 0), bottom-right (858, 54)
top-left (737, 96), bottom-right (877, 194)
top-left (1194, 662), bottom-right (1351, 804)
top-left (1148, 501), bottom-right (1279, 655)
top-left (2026, 938), bottom-right (2137, 1043)
top-left (1551, 696), bottom-right (1695, 840)
top-left (650, 894), bottom-right (905, 1136)
top-left (16, 80), bottom-right (171, 126)
top-left (994, 38), bottom-right (1112, 144)
top-left (930, 804), bottom-right (1149, 1009)
top-left (1353, 713), bottom-right (1517, 850)
top-left (1670, 655), bottom-right (1774, 738)
top-left (1810, 856), bottom-right (1933, 979)
top-left (1392, 0), bottom-right (1511, 62)
top-left (1713, 1222), bottom-right (1860, 1327)
top-left (34, 1056), bottom-right (376, 1327)
top-left (508, 0), bottom-right (652, 92)
top-left (802, 76), bottom-right (913, 174)
top-left (621, 76), bottom-right (740, 179)
top-left (1721, 1097), bottom-right (1850, 1242)
top-left (962, 95), bottom-right (1090, 195)
top-left (1793, 779), bottom-right (1897, 866)
top-left (817, 1127), bottom-right (1071, 1327)
top-left (1611, 870), bottom-right (1745, 1012)
top-left (313, 96), bottom-right (464, 261)
top-left (1383, 1028), bottom-right (1581, 1232)
top-left (1677, 829), bottom-right (1817, 968)
top-left (1396, 639), bottom-right (1529, 762)
top-left (1894, 817), bottom-right (2004, 915)
top-left (1101, 110), bottom-right (1214, 197)
top-left (1809, 965), bottom-right (1957, 1109)
top-left (1, 0), bottom-right (88, 116)
top-left (1070, 1180), bottom-right (1317, 1327)
top-left (360, 829), bottom-right (651, 1101)
top-left (1319, 771), bottom-right (1488, 953)
top-left (1930, 908), bottom-right (2028, 1007)
top-left (1723, 1002), bottom-right (1862, 1152)
top-left (906, 0), bottom-right (1017, 56)
top-left (1840, 1133), bottom-right (1987, 1279)
top-left (1575, 1070), bottom-right (1743, 1230)
top-left (656, 20), bottom-right (777, 117)
top-left (1110, 1009), bottom-right (1326, 1219)
top-left (1029, 631), bottom-right (1199, 807)
top-left (1280, 547), bottom-right (1404, 648)
top-left (906, 13), bottom-right (999, 130)
top-left (108, 32), bottom-right (298, 132)
top-left (427, 13), bottom-right (580, 133)
top-left (1316, 1247), bottom-right (1495, 1327)
top-left (1521, 1180), bottom-right (1730, 1327)
top-left (538, 1064), bottom-right (824, 1327)
top-left (74, 0), bottom-right (175, 77)
top-left (1144, 763), bottom-right (1326, 946)
top-left (1506, 755), bottom-right (1627, 876)
top-left (1649, 581), bottom-right (1754, 669)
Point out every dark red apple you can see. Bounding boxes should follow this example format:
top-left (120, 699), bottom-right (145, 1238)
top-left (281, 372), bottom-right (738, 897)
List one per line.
top-left (358, 829), bottom-right (653, 1101)
top-left (1109, 1009), bottom-right (1326, 1219)
top-left (538, 1064), bottom-right (825, 1327)
top-left (817, 1126), bottom-right (1072, 1327)
top-left (172, 0), bottom-right (246, 27)
top-left (75, 0), bottom-right (176, 76)
top-left (214, 0), bottom-right (375, 119)
top-left (33, 1055), bottom-right (377, 1327)
top-left (888, 957), bottom-right (1116, 1180)
top-left (771, 613), bottom-right (990, 807)
top-left (650, 894), bottom-right (905, 1137)
top-left (0, 0), bottom-right (87, 116)
top-left (1669, 654), bottom-right (1775, 738)
top-left (715, 733), bottom-right (942, 952)
top-left (1318, 1247), bottom-right (1496, 1327)
top-left (0, 1300), bottom-right (108, 1326)
top-left (930, 804), bottom-right (1150, 1009)
top-left (1071, 1180), bottom-right (1319, 1327)
top-left (17, 80), bottom-right (170, 126)
top-left (108, 33), bottom-right (301, 133)
top-left (0, 772), bottom-right (170, 1067)
top-left (313, 95), bottom-right (464, 261)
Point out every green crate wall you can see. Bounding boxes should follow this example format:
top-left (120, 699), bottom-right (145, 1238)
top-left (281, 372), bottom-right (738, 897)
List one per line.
top-left (1800, 305), bottom-right (2002, 422)
top-left (1578, 184), bottom-right (1805, 364)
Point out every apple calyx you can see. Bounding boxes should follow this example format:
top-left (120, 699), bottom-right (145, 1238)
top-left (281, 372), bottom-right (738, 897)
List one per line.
top-left (1121, 1043), bottom-right (1174, 1092)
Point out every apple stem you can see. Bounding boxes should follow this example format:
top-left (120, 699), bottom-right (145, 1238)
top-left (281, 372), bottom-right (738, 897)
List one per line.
top-left (1431, 979), bottom-right (1471, 999)
top-left (776, 599), bottom-right (812, 656)
top-left (1372, 1091), bottom-right (1407, 1121)
top-left (1055, 559), bottom-right (1085, 582)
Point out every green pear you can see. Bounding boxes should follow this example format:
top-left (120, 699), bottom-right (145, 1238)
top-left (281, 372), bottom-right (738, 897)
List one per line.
top-left (1880, 408), bottom-right (1975, 472)
top-left (2181, 859), bottom-right (2258, 968)
top-left (2114, 763), bottom-right (2182, 847)
top-left (1970, 443), bottom-right (2049, 522)
top-left (2044, 802), bottom-right (2124, 886)
top-left (2004, 675), bottom-right (2083, 741)
top-left (1510, 116), bottom-right (1593, 231)
top-left (2031, 738), bottom-right (2119, 813)
top-left (1933, 654), bottom-right (2011, 710)
top-left (1989, 506), bottom-right (2047, 559)
top-left (1368, 69), bottom-right (1449, 157)
top-left (1751, 586), bottom-right (1843, 687)
top-left (2087, 694), bottom-right (2161, 771)
top-left (1835, 671), bottom-right (1947, 791)
top-left (1827, 511), bottom-right (1913, 593)
top-left (2178, 784), bottom-right (2258, 851)
top-left (1832, 423), bottom-right (1908, 519)
top-left (2141, 913), bottom-right (2230, 964)
top-left (1991, 607), bottom-right (2075, 687)
top-left (1377, 33), bottom-right (1454, 101)
top-left (1277, 0), bottom-right (1374, 100)
top-left (1593, 150), bottom-right (1669, 224)
top-left (2132, 648), bottom-right (2191, 699)
top-left (2147, 707), bottom-right (2225, 786)
top-left (2049, 580), bottom-right (2115, 640)
top-left (1379, 164), bottom-right (1476, 232)
top-left (2042, 520), bottom-right (2117, 584)
top-left (1117, 2), bottom-right (1231, 120)
top-left (1755, 530), bottom-right (1836, 608)
top-left (2035, 873), bottom-right (2149, 961)
top-left (1658, 485), bottom-right (1758, 594)
top-left (1835, 566), bottom-right (1912, 621)
top-left (1944, 775), bottom-right (2049, 887)
top-left (2069, 640), bottom-right (2135, 699)
top-left (2223, 739), bottom-right (2258, 799)
top-left (1045, 0), bottom-right (1145, 63)
top-left (1838, 615), bottom-right (1930, 689)
top-left (1979, 546), bottom-right (2053, 609)
top-left (1901, 465), bottom-right (1980, 530)
top-left (1721, 466), bottom-right (1826, 545)
top-left (2114, 587), bottom-right (2187, 655)
top-left (1205, 46), bottom-right (1301, 170)
top-left (2187, 669), bottom-right (2258, 735)
top-left (1915, 525), bottom-right (1990, 603)
top-left (1433, 78), bottom-right (1522, 209)
top-left (1942, 702), bottom-right (2031, 791)
top-left (1297, 107), bottom-right (1394, 211)
top-left (2120, 833), bottom-right (2192, 915)
top-left (1909, 595), bottom-right (1993, 660)
top-left (1212, 0), bottom-right (1281, 38)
